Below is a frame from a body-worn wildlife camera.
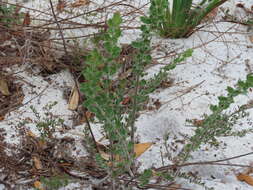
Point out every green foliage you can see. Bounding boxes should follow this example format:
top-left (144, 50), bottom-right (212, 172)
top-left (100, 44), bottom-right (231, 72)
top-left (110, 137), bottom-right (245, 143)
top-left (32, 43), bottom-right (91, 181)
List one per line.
top-left (29, 102), bottom-right (64, 139)
top-left (81, 13), bottom-right (133, 178)
top-left (154, 171), bottom-right (174, 181)
top-left (0, 4), bottom-right (22, 27)
top-left (142, 0), bottom-right (227, 38)
top-left (144, 48), bottom-right (193, 94)
top-left (138, 169), bottom-right (153, 187)
top-left (40, 175), bottom-right (69, 190)
top-left (179, 74), bottom-right (253, 162)
top-left (81, 12), bottom-right (192, 186)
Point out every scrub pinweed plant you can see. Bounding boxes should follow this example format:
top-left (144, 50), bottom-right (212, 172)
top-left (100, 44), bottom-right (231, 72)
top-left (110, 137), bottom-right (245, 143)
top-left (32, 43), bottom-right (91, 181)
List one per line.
top-left (147, 75), bottom-right (253, 189)
top-left (81, 12), bottom-right (192, 188)
top-left (29, 101), bottom-right (64, 139)
top-left (143, 0), bottom-right (228, 38)
top-left (179, 74), bottom-right (253, 162)
top-left (40, 175), bottom-right (69, 190)
top-left (81, 13), bottom-right (135, 187)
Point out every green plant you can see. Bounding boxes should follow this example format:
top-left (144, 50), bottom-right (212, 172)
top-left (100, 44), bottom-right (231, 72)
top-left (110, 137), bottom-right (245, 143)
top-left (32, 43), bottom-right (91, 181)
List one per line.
top-left (81, 12), bottom-right (192, 188)
top-left (81, 13), bottom-right (134, 184)
top-left (179, 74), bottom-right (253, 162)
top-left (0, 4), bottom-right (22, 27)
top-left (40, 175), bottom-right (69, 190)
top-left (148, 76), bottom-right (253, 189)
top-left (29, 101), bottom-right (64, 139)
top-left (138, 169), bottom-right (153, 187)
top-left (142, 0), bottom-right (228, 38)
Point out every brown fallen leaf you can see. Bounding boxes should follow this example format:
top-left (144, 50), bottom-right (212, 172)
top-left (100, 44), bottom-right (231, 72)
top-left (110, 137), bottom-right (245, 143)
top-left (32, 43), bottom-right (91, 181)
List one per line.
top-left (134, 143), bottom-right (153, 158)
top-left (34, 181), bottom-right (44, 190)
top-left (57, 0), bottom-right (67, 13)
top-left (237, 173), bottom-right (253, 186)
top-left (192, 119), bottom-right (204, 127)
top-left (98, 142), bottom-right (153, 161)
top-left (249, 35), bottom-right (253, 43)
top-left (168, 184), bottom-right (182, 190)
top-left (0, 77), bottom-right (10, 96)
top-left (0, 116), bottom-right (4, 121)
top-left (27, 130), bottom-right (37, 138)
top-left (71, 0), bottom-right (90, 7)
top-left (22, 12), bottom-right (31, 26)
top-left (153, 99), bottom-right (161, 110)
top-left (33, 156), bottom-right (43, 170)
top-left (68, 86), bottom-right (79, 110)
top-left (205, 7), bottom-right (218, 22)
top-left (121, 96), bottom-right (131, 105)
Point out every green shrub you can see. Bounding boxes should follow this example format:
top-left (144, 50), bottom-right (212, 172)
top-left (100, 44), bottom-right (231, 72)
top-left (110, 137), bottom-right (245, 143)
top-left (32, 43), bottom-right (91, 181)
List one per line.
top-left (81, 12), bottom-right (192, 188)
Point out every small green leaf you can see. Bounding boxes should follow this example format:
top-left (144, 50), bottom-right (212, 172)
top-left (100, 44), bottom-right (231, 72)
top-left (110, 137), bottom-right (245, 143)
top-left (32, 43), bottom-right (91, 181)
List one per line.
top-left (131, 41), bottom-right (142, 49)
top-left (210, 105), bottom-right (218, 112)
top-left (140, 16), bottom-right (151, 24)
top-left (246, 74), bottom-right (253, 86)
top-left (164, 63), bottom-right (176, 71)
top-left (139, 169), bottom-right (153, 187)
top-left (111, 12), bottom-right (122, 26)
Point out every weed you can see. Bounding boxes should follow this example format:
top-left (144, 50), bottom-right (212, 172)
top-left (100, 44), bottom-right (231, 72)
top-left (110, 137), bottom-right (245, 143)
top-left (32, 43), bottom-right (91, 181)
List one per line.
top-left (142, 0), bottom-right (228, 38)
top-left (40, 175), bottom-right (69, 190)
top-left (179, 74), bottom-right (253, 162)
top-left (29, 101), bottom-right (64, 139)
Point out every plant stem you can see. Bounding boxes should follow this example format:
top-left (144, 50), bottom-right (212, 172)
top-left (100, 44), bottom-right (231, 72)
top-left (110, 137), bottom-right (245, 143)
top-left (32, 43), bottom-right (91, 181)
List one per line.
top-left (84, 111), bottom-right (99, 153)
top-left (48, 0), bottom-right (68, 55)
top-left (130, 74), bottom-right (140, 143)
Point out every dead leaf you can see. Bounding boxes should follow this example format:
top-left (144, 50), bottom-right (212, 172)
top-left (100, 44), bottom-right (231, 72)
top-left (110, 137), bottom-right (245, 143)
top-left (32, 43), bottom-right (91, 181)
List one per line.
top-left (160, 79), bottom-right (174, 89)
top-left (27, 130), bottom-right (37, 138)
top-left (168, 184), bottom-right (182, 189)
top-left (237, 173), bottom-right (253, 186)
top-left (68, 86), bottom-right (79, 110)
top-left (249, 35), bottom-right (253, 43)
top-left (0, 116), bottom-right (4, 121)
top-left (96, 142), bottom-right (110, 161)
top-left (121, 96), bottom-right (131, 105)
top-left (71, 0), bottom-right (90, 7)
top-left (0, 77), bottom-right (10, 96)
top-left (206, 7), bottom-right (218, 21)
top-left (153, 99), bottom-right (161, 110)
top-left (97, 142), bottom-right (153, 161)
top-left (33, 156), bottom-right (43, 170)
top-left (38, 139), bottom-right (48, 150)
top-left (22, 12), bottom-right (31, 26)
top-left (99, 150), bottom-right (110, 161)
top-left (192, 119), bottom-right (204, 127)
top-left (57, 0), bottom-right (67, 13)
top-left (85, 111), bottom-right (94, 119)
top-left (34, 181), bottom-right (43, 190)
top-left (236, 3), bottom-right (245, 8)
top-left (134, 143), bottom-right (153, 158)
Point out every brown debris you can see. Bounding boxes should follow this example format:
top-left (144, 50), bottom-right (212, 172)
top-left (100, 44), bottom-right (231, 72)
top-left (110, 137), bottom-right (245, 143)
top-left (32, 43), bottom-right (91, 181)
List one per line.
top-left (0, 73), bottom-right (24, 118)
